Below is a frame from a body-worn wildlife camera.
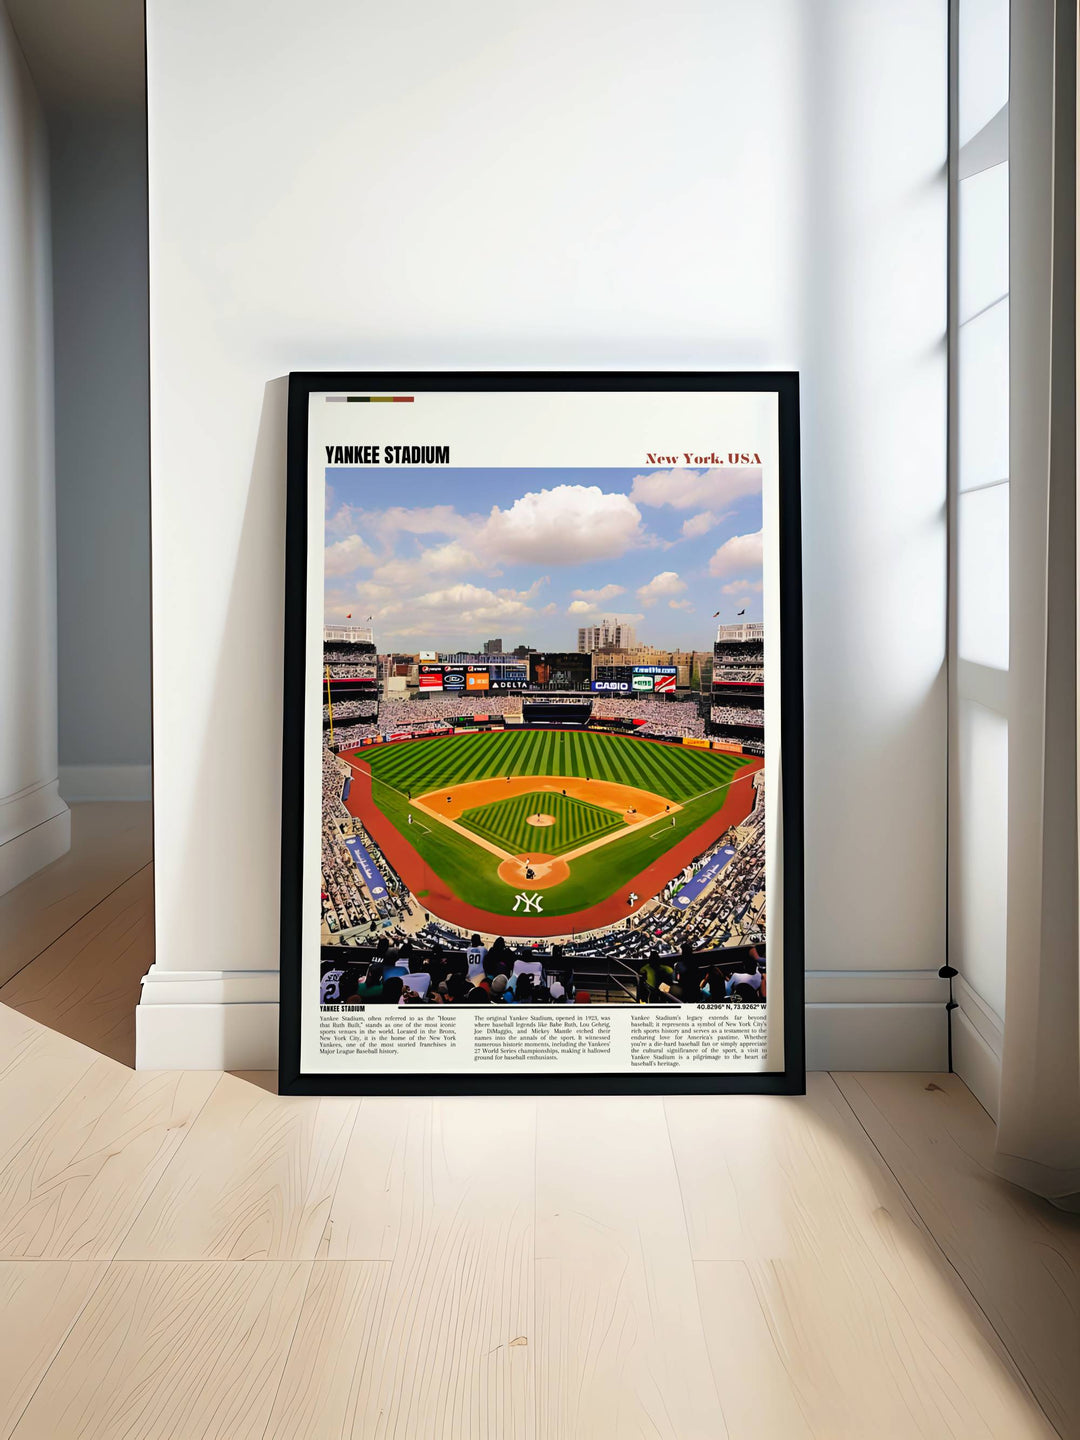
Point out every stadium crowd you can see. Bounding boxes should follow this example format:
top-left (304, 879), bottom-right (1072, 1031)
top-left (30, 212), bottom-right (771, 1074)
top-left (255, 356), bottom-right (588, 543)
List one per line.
top-left (320, 747), bottom-right (415, 936)
top-left (320, 932), bottom-right (765, 1007)
top-left (324, 699), bottom-right (379, 723)
top-left (332, 721), bottom-right (381, 747)
top-left (711, 705), bottom-right (765, 727)
top-left (714, 641), bottom-right (764, 666)
top-left (711, 666), bottom-right (763, 683)
top-left (326, 663), bottom-right (377, 679)
top-left (377, 694), bottom-right (513, 728)
top-left (592, 696), bottom-right (706, 738)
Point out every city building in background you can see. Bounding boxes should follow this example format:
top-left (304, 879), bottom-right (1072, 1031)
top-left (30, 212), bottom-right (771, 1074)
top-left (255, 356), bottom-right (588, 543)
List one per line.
top-left (577, 617), bottom-right (637, 653)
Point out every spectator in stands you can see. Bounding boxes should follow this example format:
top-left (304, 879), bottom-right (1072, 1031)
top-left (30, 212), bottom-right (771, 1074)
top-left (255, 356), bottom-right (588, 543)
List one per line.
top-left (700, 962), bottom-right (730, 1001)
top-left (423, 945), bottom-right (450, 988)
top-left (673, 942), bottom-right (704, 1002)
top-left (446, 974), bottom-right (469, 1003)
top-left (485, 936), bottom-right (510, 977)
top-left (637, 950), bottom-right (674, 1003)
top-left (353, 961), bottom-right (385, 1003)
top-left (466, 933), bottom-right (486, 972)
top-left (726, 952), bottom-right (765, 998)
top-left (490, 974), bottom-right (509, 1000)
top-left (515, 973), bottom-right (536, 1004)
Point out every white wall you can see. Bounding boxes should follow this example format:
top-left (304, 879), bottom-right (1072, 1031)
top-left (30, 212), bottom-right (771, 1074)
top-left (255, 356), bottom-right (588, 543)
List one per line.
top-left (51, 109), bottom-right (152, 802)
top-left (0, 0), bottom-right (69, 894)
top-left (142, 0), bottom-right (948, 1069)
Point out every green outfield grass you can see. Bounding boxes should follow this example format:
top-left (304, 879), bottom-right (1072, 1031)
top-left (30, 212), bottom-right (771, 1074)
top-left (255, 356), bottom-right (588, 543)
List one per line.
top-left (458, 790), bottom-right (624, 858)
top-left (350, 730), bottom-right (754, 920)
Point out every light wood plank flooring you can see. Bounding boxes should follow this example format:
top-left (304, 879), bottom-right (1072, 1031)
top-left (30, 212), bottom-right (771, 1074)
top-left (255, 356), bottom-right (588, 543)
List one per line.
top-left (0, 803), bottom-right (1076, 1438)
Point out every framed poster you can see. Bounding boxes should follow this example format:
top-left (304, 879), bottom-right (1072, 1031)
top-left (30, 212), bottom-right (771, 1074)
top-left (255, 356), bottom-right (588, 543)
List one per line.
top-left (280, 373), bottom-right (803, 1095)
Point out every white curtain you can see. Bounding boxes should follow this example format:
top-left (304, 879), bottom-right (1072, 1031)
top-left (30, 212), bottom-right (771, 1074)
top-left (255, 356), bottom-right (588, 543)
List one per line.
top-left (993, 0), bottom-right (1080, 1209)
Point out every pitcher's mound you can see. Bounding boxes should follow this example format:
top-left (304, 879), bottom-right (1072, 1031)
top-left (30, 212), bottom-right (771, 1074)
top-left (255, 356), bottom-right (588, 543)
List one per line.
top-left (497, 853), bottom-right (570, 889)
top-left (526, 813), bottom-right (556, 827)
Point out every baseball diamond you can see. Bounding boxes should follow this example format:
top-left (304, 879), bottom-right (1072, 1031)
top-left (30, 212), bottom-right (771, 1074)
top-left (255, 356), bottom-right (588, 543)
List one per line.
top-left (458, 790), bottom-right (625, 857)
top-left (341, 728), bottom-right (762, 935)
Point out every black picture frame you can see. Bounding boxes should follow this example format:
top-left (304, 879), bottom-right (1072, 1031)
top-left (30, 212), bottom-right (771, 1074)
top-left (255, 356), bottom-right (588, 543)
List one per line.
top-left (279, 371), bottom-right (804, 1096)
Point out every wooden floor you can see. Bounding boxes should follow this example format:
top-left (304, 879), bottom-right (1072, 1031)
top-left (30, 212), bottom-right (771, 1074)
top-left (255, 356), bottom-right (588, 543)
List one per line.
top-left (0, 804), bottom-right (1077, 1439)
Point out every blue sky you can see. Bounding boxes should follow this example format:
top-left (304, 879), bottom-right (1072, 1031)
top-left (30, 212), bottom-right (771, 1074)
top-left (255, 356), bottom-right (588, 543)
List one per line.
top-left (323, 466), bottom-right (763, 651)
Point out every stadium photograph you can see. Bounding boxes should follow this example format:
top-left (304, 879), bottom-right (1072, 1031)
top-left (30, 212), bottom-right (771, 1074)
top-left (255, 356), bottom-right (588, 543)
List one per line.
top-left (319, 464), bottom-right (767, 1003)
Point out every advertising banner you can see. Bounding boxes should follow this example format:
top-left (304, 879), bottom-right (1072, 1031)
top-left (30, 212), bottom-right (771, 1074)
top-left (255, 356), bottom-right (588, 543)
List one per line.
top-left (419, 669), bottom-right (443, 690)
top-left (653, 671), bottom-right (676, 693)
top-left (632, 674), bottom-right (654, 691)
top-left (490, 671), bottom-right (527, 690)
top-left (593, 666), bottom-right (633, 693)
top-left (443, 668), bottom-right (465, 691)
top-left (343, 836), bottom-right (389, 900)
top-left (711, 739), bottom-right (744, 753)
top-left (466, 670), bottom-right (490, 691)
top-left (418, 650), bottom-right (437, 661)
top-left (673, 846), bottom-right (736, 907)
top-left (681, 735), bottom-right (711, 749)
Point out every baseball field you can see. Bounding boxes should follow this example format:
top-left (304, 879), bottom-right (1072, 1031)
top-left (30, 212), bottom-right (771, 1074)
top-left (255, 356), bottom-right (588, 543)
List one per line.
top-left (341, 728), bottom-right (762, 934)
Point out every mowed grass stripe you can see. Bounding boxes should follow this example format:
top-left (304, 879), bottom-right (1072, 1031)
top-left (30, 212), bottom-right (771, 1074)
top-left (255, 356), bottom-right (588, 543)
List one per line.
top-left (459, 790), bottom-right (624, 857)
top-left (359, 732), bottom-right (757, 918)
top-left (360, 728), bottom-right (749, 803)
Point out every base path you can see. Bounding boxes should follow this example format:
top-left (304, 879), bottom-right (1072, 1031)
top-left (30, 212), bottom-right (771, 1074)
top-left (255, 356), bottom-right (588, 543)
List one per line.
top-left (343, 749), bottom-right (764, 938)
top-left (412, 773), bottom-right (673, 823)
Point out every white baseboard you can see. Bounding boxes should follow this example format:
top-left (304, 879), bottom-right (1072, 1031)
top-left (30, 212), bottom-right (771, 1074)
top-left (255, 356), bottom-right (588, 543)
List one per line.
top-left (0, 779), bottom-right (71, 896)
top-left (135, 964), bottom-right (950, 1073)
top-left (59, 764), bottom-right (152, 802)
top-left (952, 977), bottom-right (1002, 1118)
top-left (806, 1003), bottom-right (947, 1070)
top-left (136, 999), bottom-right (277, 1071)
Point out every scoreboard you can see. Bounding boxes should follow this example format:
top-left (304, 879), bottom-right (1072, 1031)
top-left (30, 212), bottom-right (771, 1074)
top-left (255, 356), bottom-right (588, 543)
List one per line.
top-left (418, 664), bottom-right (527, 693)
top-left (592, 665), bottom-right (677, 694)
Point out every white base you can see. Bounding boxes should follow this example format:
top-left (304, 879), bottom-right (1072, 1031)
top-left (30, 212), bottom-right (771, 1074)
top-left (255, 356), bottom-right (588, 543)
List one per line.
top-left (0, 779), bottom-right (71, 896)
top-left (134, 966), bottom-right (950, 1074)
top-left (952, 978), bottom-right (1003, 1118)
top-left (59, 763), bottom-right (152, 802)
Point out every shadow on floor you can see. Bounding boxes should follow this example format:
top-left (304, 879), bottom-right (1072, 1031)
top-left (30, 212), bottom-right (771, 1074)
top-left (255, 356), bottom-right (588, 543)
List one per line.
top-left (0, 804), bottom-right (154, 1067)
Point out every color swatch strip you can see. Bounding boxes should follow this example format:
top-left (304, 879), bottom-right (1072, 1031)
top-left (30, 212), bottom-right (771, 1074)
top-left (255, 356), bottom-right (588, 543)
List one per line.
top-left (325, 395), bottom-right (414, 403)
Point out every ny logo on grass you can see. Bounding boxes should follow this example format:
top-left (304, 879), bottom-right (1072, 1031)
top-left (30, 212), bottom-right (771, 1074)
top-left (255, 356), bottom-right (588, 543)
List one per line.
top-left (513, 892), bottom-right (544, 914)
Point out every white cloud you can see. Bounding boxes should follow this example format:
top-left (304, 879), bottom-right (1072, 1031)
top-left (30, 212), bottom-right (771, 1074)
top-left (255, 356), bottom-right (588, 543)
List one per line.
top-left (380, 582), bottom-right (537, 630)
top-left (669, 599), bottom-right (694, 612)
top-left (480, 485), bottom-right (646, 563)
top-left (637, 570), bottom-right (687, 606)
top-left (721, 579), bottom-right (763, 596)
top-left (631, 467), bottom-right (761, 512)
top-left (372, 539), bottom-right (488, 586)
top-left (709, 530), bottom-right (763, 578)
top-left (567, 600), bottom-right (596, 615)
top-left (542, 602), bottom-right (558, 614)
top-left (323, 534), bottom-right (377, 576)
top-left (570, 583), bottom-right (626, 603)
top-left (681, 511), bottom-right (719, 539)
top-left (373, 505), bottom-right (476, 540)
